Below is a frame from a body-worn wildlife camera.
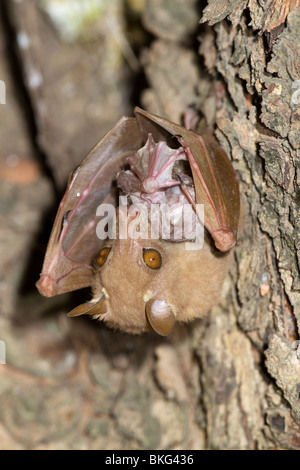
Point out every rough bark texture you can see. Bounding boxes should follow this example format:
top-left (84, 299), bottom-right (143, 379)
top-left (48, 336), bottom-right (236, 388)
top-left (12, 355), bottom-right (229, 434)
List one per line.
top-left (0, 0), bottom-right (299, 450)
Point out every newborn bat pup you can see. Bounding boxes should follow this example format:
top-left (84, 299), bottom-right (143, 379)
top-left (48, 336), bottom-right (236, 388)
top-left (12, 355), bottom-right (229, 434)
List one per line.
top-left (36, 107), bottom-right (239, 335)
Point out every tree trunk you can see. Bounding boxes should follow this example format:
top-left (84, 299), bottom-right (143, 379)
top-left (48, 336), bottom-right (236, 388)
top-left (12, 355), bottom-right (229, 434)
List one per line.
top-left (0, 0), bottom-right (299, 450)
top-left (136, 0), bottom-right (300, 450)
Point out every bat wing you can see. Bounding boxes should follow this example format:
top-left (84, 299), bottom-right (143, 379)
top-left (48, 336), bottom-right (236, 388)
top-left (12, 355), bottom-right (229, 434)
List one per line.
top-left (134, 107), bottom-right (240, 251)
top-left (36, 117), bottom-right (143, 297)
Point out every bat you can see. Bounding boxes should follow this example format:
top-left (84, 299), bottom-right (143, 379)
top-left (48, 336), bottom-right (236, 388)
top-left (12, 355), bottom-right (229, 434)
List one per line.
top-left (36, 107), bottom-right (240, 335)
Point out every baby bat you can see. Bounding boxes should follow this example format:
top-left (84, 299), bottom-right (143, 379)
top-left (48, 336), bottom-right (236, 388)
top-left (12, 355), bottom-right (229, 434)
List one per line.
top-left (36, 107), bottom-right (240, 335)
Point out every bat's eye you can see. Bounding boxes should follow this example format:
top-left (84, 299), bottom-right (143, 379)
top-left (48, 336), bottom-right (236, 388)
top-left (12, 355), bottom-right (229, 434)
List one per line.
top-left (97, 247), bottom-right (111, 267)
top-left (143, 248), bottom-right (162, 270)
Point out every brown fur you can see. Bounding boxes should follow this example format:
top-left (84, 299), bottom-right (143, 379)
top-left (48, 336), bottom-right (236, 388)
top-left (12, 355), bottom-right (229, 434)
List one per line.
top-left (91, 232), bottom-right (232, 335)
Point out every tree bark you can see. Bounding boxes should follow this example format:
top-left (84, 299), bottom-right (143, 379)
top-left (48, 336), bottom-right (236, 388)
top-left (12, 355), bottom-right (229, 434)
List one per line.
top-left (138, 0), bottom-right (300, 449)
top-left (0, 0), bottom-right (299, 450)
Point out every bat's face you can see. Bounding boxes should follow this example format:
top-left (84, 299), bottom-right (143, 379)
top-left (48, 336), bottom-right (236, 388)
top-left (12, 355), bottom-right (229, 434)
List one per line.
top-left (69, 210), bottom-right (232, 335)
top-left (92, 236), bottom-right (173, 335)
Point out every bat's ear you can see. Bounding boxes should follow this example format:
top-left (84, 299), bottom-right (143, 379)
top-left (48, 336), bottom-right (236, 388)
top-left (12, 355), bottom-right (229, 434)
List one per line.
top-left (145, 299), bottom-right (175, 336)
